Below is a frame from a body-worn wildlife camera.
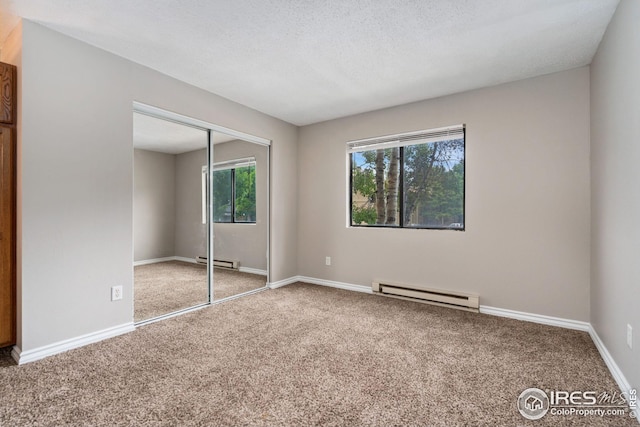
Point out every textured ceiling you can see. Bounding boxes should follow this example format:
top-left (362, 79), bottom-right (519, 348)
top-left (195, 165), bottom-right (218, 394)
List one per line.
top-left (0, 0), bottom-right (619, 125)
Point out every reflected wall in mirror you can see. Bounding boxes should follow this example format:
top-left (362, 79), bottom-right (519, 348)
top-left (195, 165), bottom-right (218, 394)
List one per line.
top-left (211, 136), bottom-right (268, 300)
top-left (133, 113), bottom-right (210, 322)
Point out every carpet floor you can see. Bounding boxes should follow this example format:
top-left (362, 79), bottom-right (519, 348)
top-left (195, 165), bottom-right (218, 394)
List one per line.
top-left (134, 261), bottom-right (266, 322)
top-left (0, 283), bottom-right (635, 426)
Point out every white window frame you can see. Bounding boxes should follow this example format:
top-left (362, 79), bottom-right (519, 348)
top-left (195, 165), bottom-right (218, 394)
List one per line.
top-left (202, 157), bottom-right (257, 224)
top-left (346, 124), bottom-right (465, 230)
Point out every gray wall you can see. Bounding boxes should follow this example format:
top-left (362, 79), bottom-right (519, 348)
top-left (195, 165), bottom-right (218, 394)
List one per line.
top-left (212, 140), bottom-right (268, 271)
top-left (298, 67), bottom-right (591, 321)
top-left (133, 149), bottom-right (176, 261)
top-left (174, 148), bottom-right (207, 260)
top-left (19, 21), bottom-right (134, 352)
top-left (139, 141), bottom-right (269, 271)
top-left (590, 0), bottom-right (639, 393)
top-left (11, 20), bottom-right (298, 352)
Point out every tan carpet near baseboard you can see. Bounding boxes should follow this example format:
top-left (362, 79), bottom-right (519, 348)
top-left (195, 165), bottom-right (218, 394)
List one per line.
top-left (134, 261), bottom-right (266, 322)
top-left (212, 266), bottom-right (267, 301)
top-left (0, 283), bottom-right (635, 426)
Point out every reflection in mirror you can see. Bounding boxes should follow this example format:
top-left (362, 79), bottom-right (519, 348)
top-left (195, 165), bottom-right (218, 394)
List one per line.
top-left (210, 136), bottom-right (268, 300)
top-left (133, 113), bottom-right (210, 322)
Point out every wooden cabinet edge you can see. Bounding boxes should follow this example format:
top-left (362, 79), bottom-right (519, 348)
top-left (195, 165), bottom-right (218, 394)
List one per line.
top-left (0, 62), bottom-right (17, 126)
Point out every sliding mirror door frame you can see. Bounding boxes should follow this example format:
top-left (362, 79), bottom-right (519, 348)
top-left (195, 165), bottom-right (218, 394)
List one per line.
top-left (132, 111), bottom-right (212, 324)
top-left (210, 137), bottom-right (270, 300)
top-left (133, 102), bottom-right (271, 325)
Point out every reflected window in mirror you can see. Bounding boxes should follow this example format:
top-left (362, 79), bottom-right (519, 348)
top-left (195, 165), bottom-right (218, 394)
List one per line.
top-left (204, 158), bottom-right (256, 224)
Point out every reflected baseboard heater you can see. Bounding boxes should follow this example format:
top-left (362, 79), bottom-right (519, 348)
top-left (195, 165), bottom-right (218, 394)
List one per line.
top-left (195, 256), bottom-right (239, 270)
top-left (372, 281), bottom-right (479, 313)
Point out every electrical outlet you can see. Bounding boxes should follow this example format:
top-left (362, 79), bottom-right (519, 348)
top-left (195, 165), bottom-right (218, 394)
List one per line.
top-left (325, 256), bottom-right (331, 266)
top-left (111, 286), bottom-right (123, 301)
top-left (627, 324), bottom-right (633, 349)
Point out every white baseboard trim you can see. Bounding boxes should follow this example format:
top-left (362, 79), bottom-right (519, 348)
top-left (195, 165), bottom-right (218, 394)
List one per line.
top-left (589, 326), bottom-right (638, 422)
top-left (133, 256), bottom-right (200, 266)
top-left (268, 276), bottom-right (372, 293)
top-left (134, 257), bottom-right (266, 274)
top-left (12, 322), bottom-right (135, 365)
top-left (268, 276), bottom-right (300, 289)
top-left (297, 276), bottom-right (373, 294)
top-left (239, 267), bottom-right (268, 276)
top-left (174, 256), bottom-right (198, 264)
top-left (479, 305), bottom-right (590, 332)
top-left (133, 256), bottom-right (177, 266)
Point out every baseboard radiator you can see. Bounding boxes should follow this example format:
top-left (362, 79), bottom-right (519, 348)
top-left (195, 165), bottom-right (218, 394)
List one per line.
top-left (195, 256), bottom-right (239, 270)
top-left (372, 281), bottom-right (479, 313)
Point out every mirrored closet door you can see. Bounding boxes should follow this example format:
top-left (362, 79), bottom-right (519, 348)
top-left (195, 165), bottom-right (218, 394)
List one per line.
top-left (132, 106), bottom-right (270, 324)
top-left (210, 133), bottom-right (269, 300)
top-left (133, 113), bottom-right (211, 322)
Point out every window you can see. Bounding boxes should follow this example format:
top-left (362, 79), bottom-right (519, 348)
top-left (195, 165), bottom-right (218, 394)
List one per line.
top-left (202, 157), bottom-right (256, 224)
top-left (348, 124), bottom-right (465, 229)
